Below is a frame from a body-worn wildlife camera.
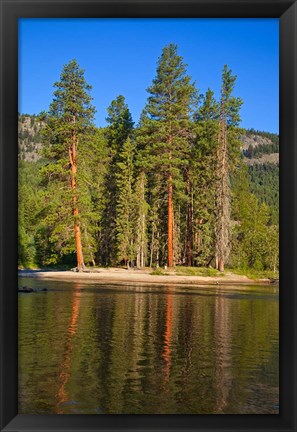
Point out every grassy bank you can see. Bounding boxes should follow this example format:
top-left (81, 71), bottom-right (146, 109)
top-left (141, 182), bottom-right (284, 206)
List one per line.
top-left (19, 265), bottom-right (278, 282)
top-left (151, 266), bottom-right (278, 281)
top-left (228, 268), bottom-right (279, 281)
top-left (174, 267), bottom-right (224, 277)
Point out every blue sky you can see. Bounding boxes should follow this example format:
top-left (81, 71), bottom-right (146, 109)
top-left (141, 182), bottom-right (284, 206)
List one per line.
top-left (19, 18), bottom-right (279, 133)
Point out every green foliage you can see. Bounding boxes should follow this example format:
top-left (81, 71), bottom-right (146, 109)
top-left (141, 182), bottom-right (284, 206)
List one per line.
top-left (18, 46), bottom-right (278, 276)
top-left (106, 95), bottom-right (134, 153)
top-left (133, 171), bottom-right (149, 268)
top-left (230, 164), bottom-right (279, 271)
top-left (220, 64), bottom-right (243, 127)
top-left (248, 163), bottom-right (279, 224)
top-left (191, 89), bottom-right (219, 266)
top-left (115, 137), bottom-right (135, 265)
top-left (47, 59), bottom-right (95, 133)
top-left (150, 267), bottom-right (169, 276)
top-left (138, 44), bottom-right (198, 265)
top-left (230, 267), bottom-right (279, 280)
top-left (100, 95), bottom-right (135, 265)
top-left (139, 44), bottom-right (197, 179)
top-left (78, 128), bottom-right (110, 265)
top-left (213, 65), bottom-right (243, 270)
top-left (18, 161), bottom-right (43, 267)
top-left (175, 266), bottom-right (223, 277)
top-left (38, 59), bottom-right (96, 266)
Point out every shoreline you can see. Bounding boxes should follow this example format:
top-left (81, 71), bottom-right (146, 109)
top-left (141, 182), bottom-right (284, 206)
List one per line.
top-left (18, 268), bottom-right (277, 287)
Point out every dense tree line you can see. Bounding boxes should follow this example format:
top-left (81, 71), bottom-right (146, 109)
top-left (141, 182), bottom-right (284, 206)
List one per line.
top-left (243, 142), bottom-right (279, 159)
top-left (248, 163), bottom-right (279, 225)
top-left (244, 129), bottom-right (279, 146)
top-left (18, 46), bottom-right (279, 272)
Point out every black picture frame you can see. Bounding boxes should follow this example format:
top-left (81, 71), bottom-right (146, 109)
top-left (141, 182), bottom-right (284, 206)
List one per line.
top-left (0, 1), bottom-right (296, 431)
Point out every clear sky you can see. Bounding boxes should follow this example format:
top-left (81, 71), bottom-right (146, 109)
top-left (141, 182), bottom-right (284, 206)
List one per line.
top-left (19, 18), bottom-right (279, 133)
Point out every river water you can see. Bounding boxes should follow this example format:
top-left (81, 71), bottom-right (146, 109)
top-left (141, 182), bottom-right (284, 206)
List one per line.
top-left (18, 278), bottom-right (279, 414)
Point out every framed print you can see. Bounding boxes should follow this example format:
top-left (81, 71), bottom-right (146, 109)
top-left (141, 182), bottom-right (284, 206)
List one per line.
top-left (0, 0), bottom-right (296, 431)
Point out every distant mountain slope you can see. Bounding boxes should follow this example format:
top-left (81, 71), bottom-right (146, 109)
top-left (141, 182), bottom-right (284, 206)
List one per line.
top-left (18, 114), bottom-right (280, 165)
top-left (18, 114), bottom-right (44, 161)
top-left (245, 153), bottom-right (279, 165)
top-left (241, 129), bottom-right (279, 165)
top-left (18, 113), bottom-right (279, 223)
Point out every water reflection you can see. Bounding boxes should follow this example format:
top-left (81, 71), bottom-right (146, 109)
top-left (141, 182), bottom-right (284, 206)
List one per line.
top-left (162, 289), bottom-right (173, 386)
top-left (18, 280), bottom-right (279, 414)
top-left (56, 287), bottom-right (82, 413)
top-left (214, 295), bottom-right (232, 412)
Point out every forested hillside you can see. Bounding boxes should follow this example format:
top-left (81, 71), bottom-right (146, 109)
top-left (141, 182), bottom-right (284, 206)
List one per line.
top-left (18, 114), bottom-right (44, 161)
top-left (248, 163), bottom-right (279, 225)
top-left (18, 47), bottom-right (279, 273)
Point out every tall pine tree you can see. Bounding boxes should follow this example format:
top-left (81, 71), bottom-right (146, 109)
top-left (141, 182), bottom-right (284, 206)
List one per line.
top-left (42, 59), bottom-right (95, 271)
top-left (214, 65), bottom-right (242, 271)
top-left (191, 89), bottom-right (219, 266)
top-left (139, 44), bottom-right (197, 268)
top-left (103, 95), bottom-right (134, 265)
top-left (115, 137), bottom-right (135, 266)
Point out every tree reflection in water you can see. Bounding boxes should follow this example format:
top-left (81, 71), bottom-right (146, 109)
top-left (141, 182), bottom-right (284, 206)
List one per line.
top-left (56, 286), bottom-right (82, 413)
top-left (162, 288), bottom-right (173, 386)
top-left (18, 280), bottom-right (279, 414)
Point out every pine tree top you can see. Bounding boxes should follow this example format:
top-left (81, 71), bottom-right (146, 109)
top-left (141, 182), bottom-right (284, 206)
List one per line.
top-left (48, 59), bottom-right (96, 137)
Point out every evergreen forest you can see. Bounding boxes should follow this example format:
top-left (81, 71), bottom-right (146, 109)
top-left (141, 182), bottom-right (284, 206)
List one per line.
top-left (18, 45), bottom-right (279, 274)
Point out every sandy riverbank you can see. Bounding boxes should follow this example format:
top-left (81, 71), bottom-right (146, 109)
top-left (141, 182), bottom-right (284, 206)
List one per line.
top-left (18, 268), bottom-right (275, 286)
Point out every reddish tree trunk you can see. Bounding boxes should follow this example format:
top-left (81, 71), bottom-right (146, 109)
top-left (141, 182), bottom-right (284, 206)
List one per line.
top-left (218, 258), bottom-right (224, 272)
top-left (167, 137), bottom-right (174, 269)
top-left (168, 173), bottom-right (174, 268)
top-left (70, 138), bottom-right (85, 271)
top-left (186, 173), bottom-right (192, 266)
